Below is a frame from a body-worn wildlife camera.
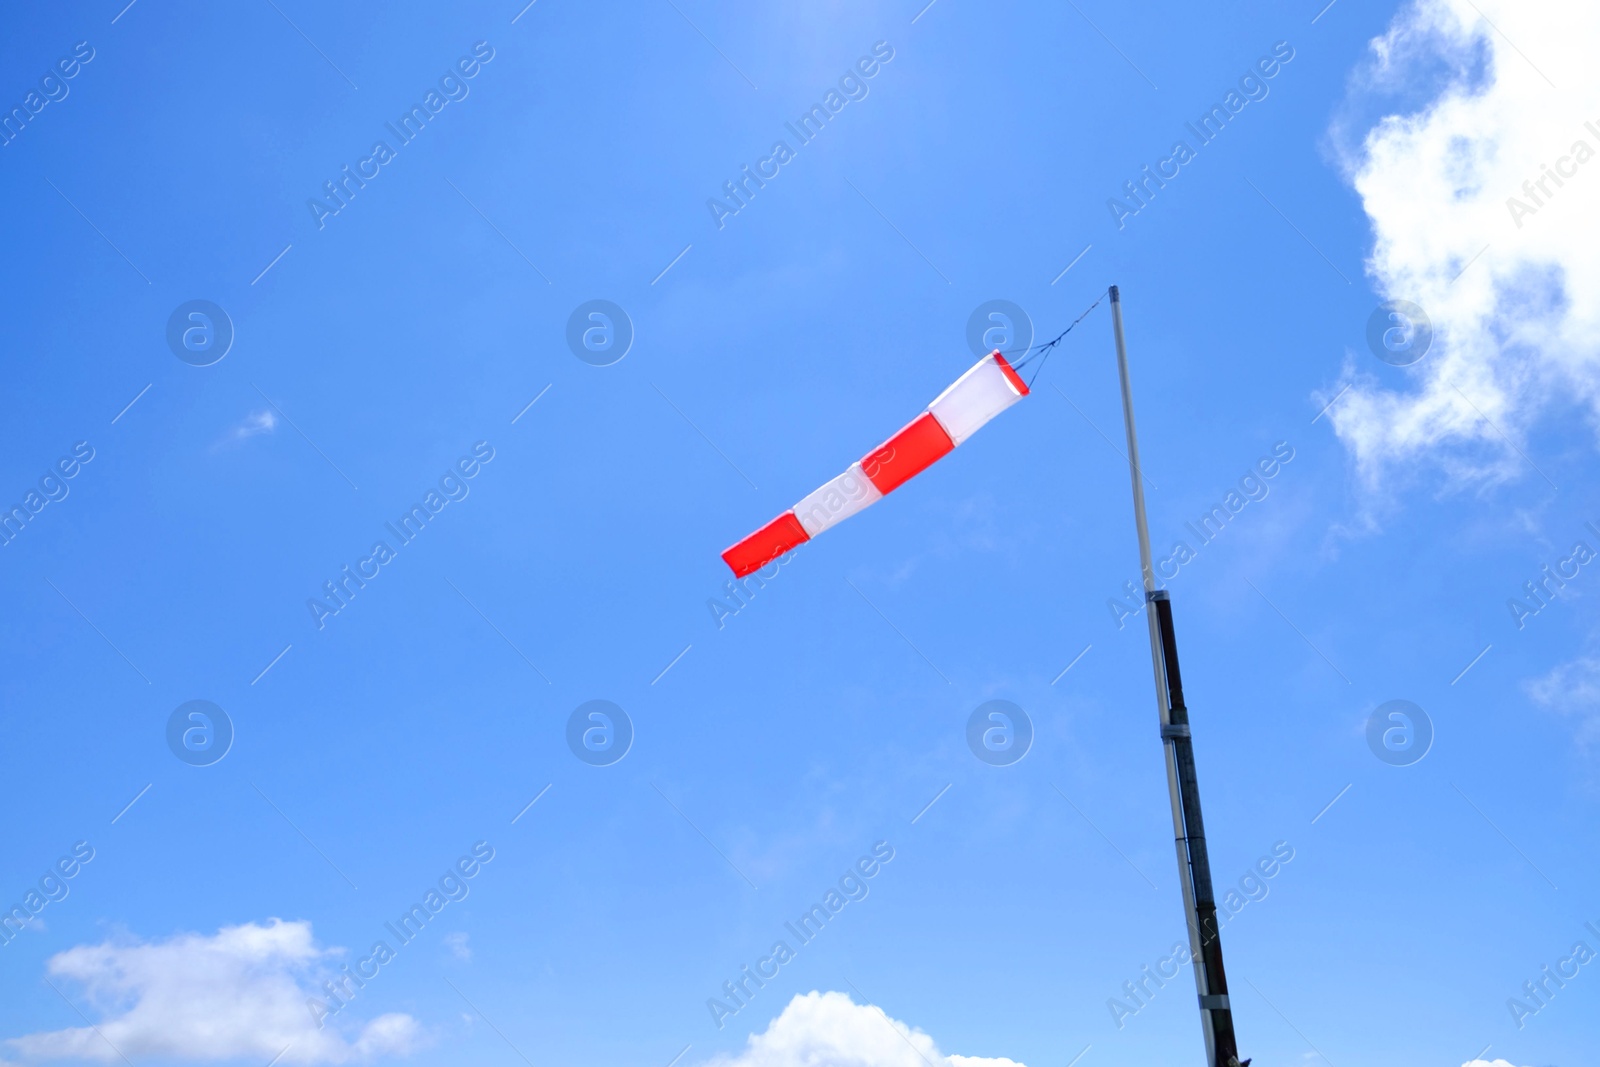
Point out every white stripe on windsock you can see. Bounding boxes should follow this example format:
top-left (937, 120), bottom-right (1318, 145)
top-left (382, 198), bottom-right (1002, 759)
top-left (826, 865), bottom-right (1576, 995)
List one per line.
top-left (928, 352), bottom-right (1028, 446)
top-left (721, 350), bottom-right (1031, 578)
top-left (794, 461), bottom-right (883, 538)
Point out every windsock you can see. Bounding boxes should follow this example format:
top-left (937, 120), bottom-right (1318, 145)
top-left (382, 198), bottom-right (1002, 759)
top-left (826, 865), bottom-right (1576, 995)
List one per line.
top-left (721, 350), bottom-right (1030, 577)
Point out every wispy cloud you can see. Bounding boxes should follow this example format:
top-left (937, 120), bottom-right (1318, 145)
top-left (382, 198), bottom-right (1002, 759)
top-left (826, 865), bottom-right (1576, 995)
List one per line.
top-left (703, 991), bottom-right (1025, 1067)
top-left (442, 932), bottom-right (471, 961)
top-left (6, 920), bottom-right (421, 1064)
top-left (216, 408), bottom-right (279, 449)
top-left (1328, 0), bottom-right (1600, 491)
top-left (1525, 639), bottom-right (1600, 748)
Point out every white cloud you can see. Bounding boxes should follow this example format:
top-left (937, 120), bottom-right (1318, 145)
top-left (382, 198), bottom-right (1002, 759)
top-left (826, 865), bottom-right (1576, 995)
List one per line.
top-left (703, 991), bottom-right (1024, 1067)
top-left (6, 919), bottom-right (420, 1065)
top-left (1525, 643), bottom-right (1600, 747)
top-left (1463, 1060), bottom-right (1532, 1067)
top-left (217, 409), bottom-right (278, 448)
top-left (1329, 0), bottom-right (1600, 488)
top-left (442, 932), bottom-right (471, 961)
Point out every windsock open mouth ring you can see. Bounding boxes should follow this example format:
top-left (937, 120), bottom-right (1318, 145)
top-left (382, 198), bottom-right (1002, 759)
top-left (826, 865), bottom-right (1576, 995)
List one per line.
top-left (721, 350), bottom-right (1029, 577)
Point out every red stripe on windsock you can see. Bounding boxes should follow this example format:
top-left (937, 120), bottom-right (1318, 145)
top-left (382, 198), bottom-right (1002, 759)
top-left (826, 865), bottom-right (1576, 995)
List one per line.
top-left (992, 351), bottom-right (1029, 396)
top-left (721, 350), bottom-right (1031, 576)
top-left (862, 411), bottom-right (955, 496)
top-left (721, 510), bottom-right (810, 578)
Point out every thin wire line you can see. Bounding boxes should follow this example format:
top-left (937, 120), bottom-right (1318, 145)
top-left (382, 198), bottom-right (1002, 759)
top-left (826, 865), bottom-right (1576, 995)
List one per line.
top-left (444, 978), bottom-right (538, 1065)
top-left (652, 243), bottom-right (693, 285)
top-left (511, 784), bottom-right (552, 824)
top-left (251, 643), bottom-right (293, 685)
top-left (1010, 289), bottom-right (1110, 389)
top-left (651, 644), bottom-right (692, 685)
top-left (1451, 643), bottom-right (1492, 685)
top-left (910, 783), bottom-right (951, 824)
top-left (1242, 177), bottom-right (1352, 285)
top-left (42, 978), bottom-right (134, 1066)
top-left (1051, 384), bottom-right (1160, 491)
top-left (1310, 783), bottom-right (1352, 824)
top-left (1240, 977), bottom-right (1335, 1064)
top-left (1460, 0), bottom-right (1557, 90)
top-left (1310, 383), bottom-right (1351, 424)
top-left (1449, 243), bottom-right (1491, 285)
top-left (44, 178), bottom-right (151, 284)
top-left (650, 782), bottom-right (759, 889)
top-left (1016, 289), bottom-right (1109, 390)
top-left (1450, 781), bottom-right (1559, 889)
top-left (110, 783), bottom-right (152, 824)
top-left (445, 178), bottom-right (551, 284)
top-left (110, 383), bottom-right (152, 424)
top-left (250, 383), bottom-right (360, 490)
top-left (1062, 0), bottom-right (1159, 90)
top-left (1448, 381), bottom-right (1558, 490)
top-left (1051, 244), bottom-right (1093, 285)
top-left (44, 578), bottom-right (151, 684)
top-left (842, 979), bottom-right (941, 1067)
top-left (651, 382), bottom-right (759, 489)
top-left (1051, 781), bottom-right (1159, 890)
top-left (250, 781), bottom-right (360, 890)
top-left (1243, 577), bottom-right (1352, 684)
top-left (843, 577), bottom-right (951, 683)
top-left (661, 0), bottom-right (758, 89)
top-left (251, 243), bottom-right (293, 285)
top-left (843, 178), bottom-right (952, 284)
top-left (263, 0), bottom-right (358, 89)
top-left (445, 577), bottom-right (551, 683)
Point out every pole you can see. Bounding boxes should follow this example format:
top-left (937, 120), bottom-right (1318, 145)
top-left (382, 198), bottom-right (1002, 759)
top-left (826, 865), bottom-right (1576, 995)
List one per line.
top-left (1108, 285), bottom-right (1244, 1067)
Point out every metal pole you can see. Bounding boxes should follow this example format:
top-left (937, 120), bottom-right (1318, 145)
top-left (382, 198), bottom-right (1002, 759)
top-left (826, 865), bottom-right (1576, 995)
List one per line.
top-left (1108, 285), bottom-right (1244, 1067)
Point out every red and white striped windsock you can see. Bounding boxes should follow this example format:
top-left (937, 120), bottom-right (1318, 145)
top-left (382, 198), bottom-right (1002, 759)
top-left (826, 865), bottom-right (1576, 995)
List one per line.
top-left (721, 350), bottom-right (1031, 577)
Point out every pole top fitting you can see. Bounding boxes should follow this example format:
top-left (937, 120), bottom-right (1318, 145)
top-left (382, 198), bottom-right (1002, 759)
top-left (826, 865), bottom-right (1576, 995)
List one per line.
top-left (1109, 284), bottom-right (1120, 303)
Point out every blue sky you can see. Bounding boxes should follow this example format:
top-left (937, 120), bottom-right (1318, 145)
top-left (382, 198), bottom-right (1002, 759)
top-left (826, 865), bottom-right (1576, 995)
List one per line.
top-left (1, 1), bottom-right (1597, 1066)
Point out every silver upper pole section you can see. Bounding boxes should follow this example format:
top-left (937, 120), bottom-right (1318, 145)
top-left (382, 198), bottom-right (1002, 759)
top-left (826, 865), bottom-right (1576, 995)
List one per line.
top-left (1110, 286), bottom-right (1157, 597)
top-left (1108, 285), bottom-right (1218, 1066)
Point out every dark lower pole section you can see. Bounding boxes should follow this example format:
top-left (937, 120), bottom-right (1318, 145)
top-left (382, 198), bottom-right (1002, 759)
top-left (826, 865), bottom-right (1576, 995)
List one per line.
top-left (1151, 589), bottom-right (1243, 1066)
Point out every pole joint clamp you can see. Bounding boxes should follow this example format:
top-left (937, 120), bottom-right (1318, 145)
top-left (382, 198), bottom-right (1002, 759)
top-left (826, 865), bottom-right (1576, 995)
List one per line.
top-left (1160, 723), bottom-right (1191, 740)
top-left (1198, 994), bottom-right (1230, 1011)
